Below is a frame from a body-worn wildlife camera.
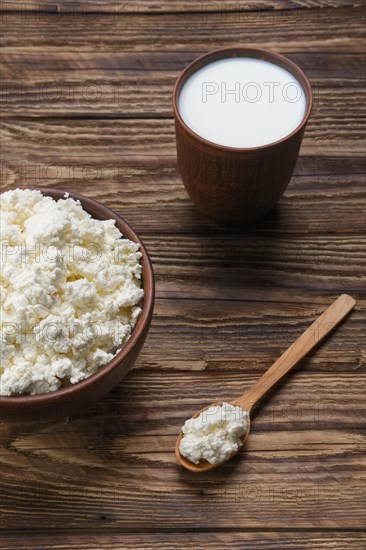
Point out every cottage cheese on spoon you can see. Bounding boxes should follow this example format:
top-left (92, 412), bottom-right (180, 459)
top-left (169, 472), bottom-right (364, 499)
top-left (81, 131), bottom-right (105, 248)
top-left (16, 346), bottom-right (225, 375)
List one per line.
top-left (0, 189), bottom-right (144, 396)
top-left (180, 403), bottom-right (248, 464)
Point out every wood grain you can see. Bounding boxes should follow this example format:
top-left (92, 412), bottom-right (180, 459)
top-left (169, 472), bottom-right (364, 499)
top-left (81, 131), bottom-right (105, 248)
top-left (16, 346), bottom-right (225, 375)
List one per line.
top-left (135, 297), bottom-right (364, 375)
top-left (1, 56), bottom-right (364, 118)
top-left (1, 0), bottom-right (365, 546)
top-left (2, 73), bottom-right (363, 119)
top-left (2, 371), bottom-right (365, 432)
top-left (1, 51), bottom-right (364, 76)
top-left (1, 532), bottom-right (366, 549)
top-left (0, 371), bottom-right (365, 529)
top-left (1, 154), bottom-right (365, 235)
top-left (1, 8), bottom-right (364, 53)
top-left (1, 118), bottom-right (363, 167)
top-left (0, 0), bottom-right (364, 13)
top-left (236, 295), bottom-right (356, 409)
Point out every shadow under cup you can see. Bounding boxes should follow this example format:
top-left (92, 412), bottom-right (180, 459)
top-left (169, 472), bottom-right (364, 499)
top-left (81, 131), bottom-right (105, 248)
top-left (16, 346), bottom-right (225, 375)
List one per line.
top-left (173, 47), bottom-right (313, 226)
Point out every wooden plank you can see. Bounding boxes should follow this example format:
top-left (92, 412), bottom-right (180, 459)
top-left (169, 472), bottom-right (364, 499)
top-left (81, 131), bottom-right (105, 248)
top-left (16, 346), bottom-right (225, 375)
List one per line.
top-left (150, 272), bottom-right (365, 304)
top-left (1, 8), bottom-right (364, 53)
top-left (0, 296), bottom-right (362, 377)
top-left (1, 71), bottom-right (364, 118)
top-left (6, 424), bottom-right (365, 453)
top-left (1, 532), bottom-right (366, 549)
top-left (133, 297), bottom-right (365, 373)
top-left (0, 0), bottom-right (363, 14)
top-left (1, 51), bottom-right (364, 76)
top-left (142, 234), bottom-right (366, 289)
top-left (137, 237), bottom-right (366, 334)
top-left (1, 151), bottom-right (365, 234)
top-left (1, 118), bottom-right (363, 168)
top-left (0, 372), bottom-right (364, 529)
top-left (1, 372), bottom-right (365, 463)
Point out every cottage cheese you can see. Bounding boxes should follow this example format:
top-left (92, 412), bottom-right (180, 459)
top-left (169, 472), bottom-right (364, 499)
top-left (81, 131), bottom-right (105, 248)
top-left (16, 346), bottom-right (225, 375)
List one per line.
top-left (179, 402), bottom-right (248, 464)
top-left (0, 188), bottom-right (144, 396)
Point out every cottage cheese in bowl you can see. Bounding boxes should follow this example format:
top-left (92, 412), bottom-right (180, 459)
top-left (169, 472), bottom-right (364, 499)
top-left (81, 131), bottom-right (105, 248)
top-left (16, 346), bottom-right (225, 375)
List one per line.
top-left (0, 188), bottom-right (144, 396)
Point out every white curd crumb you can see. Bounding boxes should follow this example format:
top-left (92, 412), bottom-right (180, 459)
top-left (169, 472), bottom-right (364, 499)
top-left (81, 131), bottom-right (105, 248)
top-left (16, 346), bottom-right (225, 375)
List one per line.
top-left (179, 402), bottom-right (248, 465)
top-left (0, 188), bottom-right (144, 396)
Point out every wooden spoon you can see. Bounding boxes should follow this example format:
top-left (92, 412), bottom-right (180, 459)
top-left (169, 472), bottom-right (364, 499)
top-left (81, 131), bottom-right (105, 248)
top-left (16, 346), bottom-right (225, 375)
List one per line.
top-left (176, 294), bottom-right (356, 472)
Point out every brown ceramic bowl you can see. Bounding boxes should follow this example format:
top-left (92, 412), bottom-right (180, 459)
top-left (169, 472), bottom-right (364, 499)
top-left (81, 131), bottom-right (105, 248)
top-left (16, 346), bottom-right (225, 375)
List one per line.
top-left (173, 47), bottom-right (313, 226)
top-left (0, 188), bottom-right (154, 420)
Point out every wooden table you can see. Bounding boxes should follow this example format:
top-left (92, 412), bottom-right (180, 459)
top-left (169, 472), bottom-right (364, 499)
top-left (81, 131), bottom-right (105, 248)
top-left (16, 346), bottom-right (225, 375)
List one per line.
top-left (1, 1), bottom-right (365, 548)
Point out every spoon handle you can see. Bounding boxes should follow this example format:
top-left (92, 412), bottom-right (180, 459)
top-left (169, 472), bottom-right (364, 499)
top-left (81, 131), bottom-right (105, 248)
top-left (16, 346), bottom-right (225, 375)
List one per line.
top-left (234, 294), bottom-right (356, 412)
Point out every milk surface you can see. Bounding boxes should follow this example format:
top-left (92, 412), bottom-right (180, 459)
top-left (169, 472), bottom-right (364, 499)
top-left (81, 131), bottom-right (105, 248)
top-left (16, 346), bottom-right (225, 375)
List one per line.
top-left (178, 57), bottom-right (307, 148)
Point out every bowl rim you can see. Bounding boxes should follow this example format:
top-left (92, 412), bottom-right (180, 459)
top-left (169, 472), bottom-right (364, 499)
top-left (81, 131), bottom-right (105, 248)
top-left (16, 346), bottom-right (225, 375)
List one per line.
top-left (172, 46), bottom-right (313, 152)
top-left (0, 187), bottom-right (154, 405)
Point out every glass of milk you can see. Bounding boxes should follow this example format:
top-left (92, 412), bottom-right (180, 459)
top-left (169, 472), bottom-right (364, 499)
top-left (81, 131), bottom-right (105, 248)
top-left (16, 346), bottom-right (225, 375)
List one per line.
top-left (173, 47), bottom-right (312, 226)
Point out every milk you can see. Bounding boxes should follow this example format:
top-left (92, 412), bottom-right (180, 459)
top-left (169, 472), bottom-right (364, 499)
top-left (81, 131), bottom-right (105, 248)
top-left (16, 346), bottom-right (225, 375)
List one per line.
top-left (178, 57), bottom-right (307, 148)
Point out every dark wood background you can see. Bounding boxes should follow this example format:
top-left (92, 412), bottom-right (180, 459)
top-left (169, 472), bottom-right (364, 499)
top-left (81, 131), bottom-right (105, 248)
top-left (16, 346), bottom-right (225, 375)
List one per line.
top-left (0, 1), bottom-right (365, 548)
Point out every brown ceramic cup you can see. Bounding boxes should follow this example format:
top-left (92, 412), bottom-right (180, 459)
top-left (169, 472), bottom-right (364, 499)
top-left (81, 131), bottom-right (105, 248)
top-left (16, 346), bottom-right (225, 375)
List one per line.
top-left (173, 47), bottom-right (313, 226)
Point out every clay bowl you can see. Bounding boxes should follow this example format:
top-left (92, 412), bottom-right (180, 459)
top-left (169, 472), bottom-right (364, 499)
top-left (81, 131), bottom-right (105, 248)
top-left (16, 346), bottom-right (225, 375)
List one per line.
top-left (0, 188), bottom-right (154, 420)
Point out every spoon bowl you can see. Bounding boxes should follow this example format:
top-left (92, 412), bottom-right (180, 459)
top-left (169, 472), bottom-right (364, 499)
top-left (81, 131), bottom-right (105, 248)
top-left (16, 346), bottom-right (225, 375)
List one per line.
top-left (175, 400), bottom-right (252, 472)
